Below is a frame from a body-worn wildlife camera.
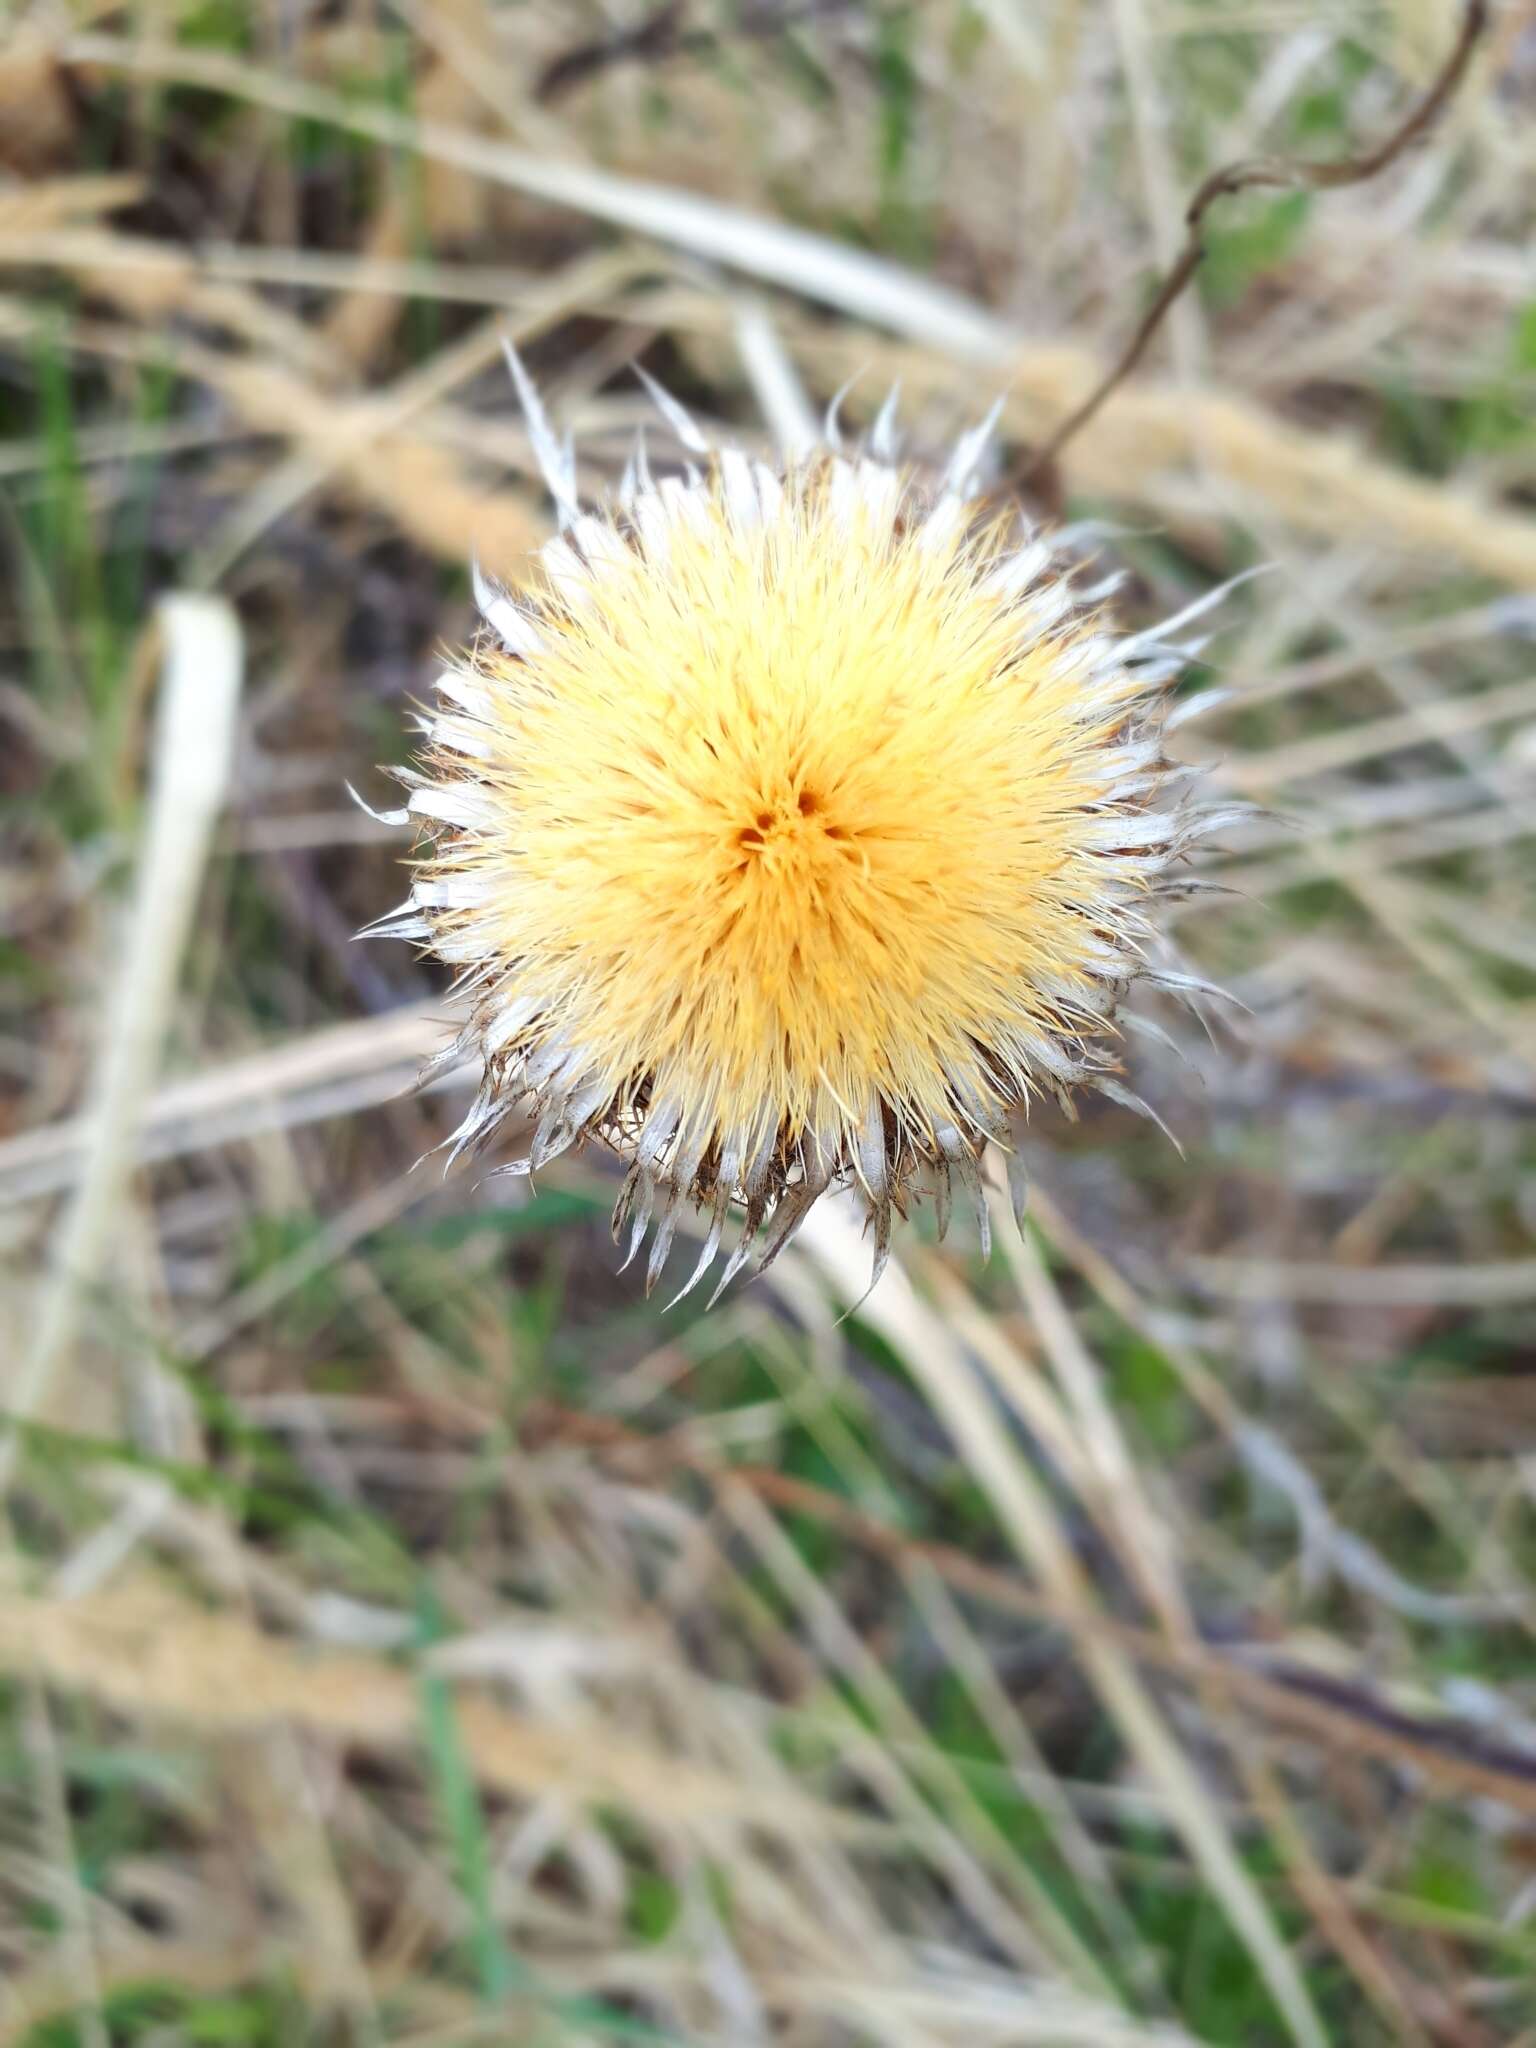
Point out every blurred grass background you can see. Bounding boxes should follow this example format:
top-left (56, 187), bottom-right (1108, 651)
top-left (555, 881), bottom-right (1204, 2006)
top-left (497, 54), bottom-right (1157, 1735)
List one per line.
top-left (3, 1), bottom-right (1536, 2042)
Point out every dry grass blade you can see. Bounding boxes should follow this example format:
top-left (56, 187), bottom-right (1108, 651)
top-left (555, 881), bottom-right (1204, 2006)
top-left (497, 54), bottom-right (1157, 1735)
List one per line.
top-left (757, 321), bottom-right (1536, 587)
top-left (988, 1207), bottom-right (1190, 1637)
top-left (733, 299), bottom-right (820, 461)
top-left (0, 1589), bottom-right (834, 1839)
top-left (715, 1477), bottom-right (1113, 1999)
top-left (0, 1004), bottom-right (453, 1208)
top-left (1219, 672), bottom-right (1536, 794)
top-left (49, 229), bottom-right (345, 380)
top-left (1188, 1253), bottom-right (1536, 1306)
top-left (0, 230), bottom-right (538, 310)
top-left (0, 176), bottom-right (142, 233)
top-left (0, 293), bottom-right (544, 574)
top-left (10, 596), bottom-right (243, 1436)
top-left (194, 345), bottom-right (539, 579)
top-left (787, 1204), bottom-right (1330, 2048)
top-left (59, 33), bottom-right (1011, 364)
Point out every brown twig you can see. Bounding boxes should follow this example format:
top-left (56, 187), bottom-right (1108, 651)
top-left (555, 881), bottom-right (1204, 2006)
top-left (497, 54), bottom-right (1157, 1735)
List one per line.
top-left (535, 1), bottom-right (852, 105)
top-left (1020, 0), bottom-right (1491, 486)
top-left (535, 0), bottom-right (690, 102)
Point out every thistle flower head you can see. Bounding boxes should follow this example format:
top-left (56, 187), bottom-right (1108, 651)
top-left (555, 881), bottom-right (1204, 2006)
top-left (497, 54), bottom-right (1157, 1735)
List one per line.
top-left (370, 353), bottom-right (1233, 1299)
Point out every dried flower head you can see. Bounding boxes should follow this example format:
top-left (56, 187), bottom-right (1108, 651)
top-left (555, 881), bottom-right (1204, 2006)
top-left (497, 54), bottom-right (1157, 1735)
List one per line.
top-left (367, 350), bottom-right (1237, 1300)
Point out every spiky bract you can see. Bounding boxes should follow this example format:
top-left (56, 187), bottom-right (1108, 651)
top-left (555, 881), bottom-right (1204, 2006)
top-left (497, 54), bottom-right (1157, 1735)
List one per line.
top-left (371, 364), bottom-right (1231, 1298)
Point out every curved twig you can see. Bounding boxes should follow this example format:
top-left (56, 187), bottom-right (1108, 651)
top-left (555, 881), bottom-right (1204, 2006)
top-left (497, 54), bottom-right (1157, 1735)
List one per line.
top-left (1021, 0), bottom-right (1491, 486)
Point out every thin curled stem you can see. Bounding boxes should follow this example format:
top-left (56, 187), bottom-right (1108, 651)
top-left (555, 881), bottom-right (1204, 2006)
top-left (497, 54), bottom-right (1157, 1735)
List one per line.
top-left (1021, 0), bottom-right (1491, 486)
